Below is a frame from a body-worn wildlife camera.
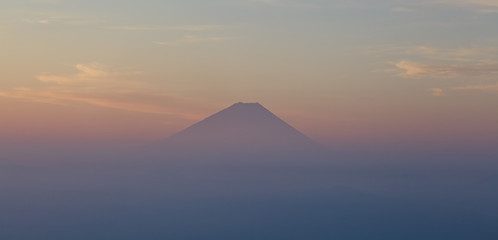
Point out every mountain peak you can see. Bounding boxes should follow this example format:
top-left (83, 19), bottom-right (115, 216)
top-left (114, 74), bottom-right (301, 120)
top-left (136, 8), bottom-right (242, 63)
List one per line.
top-left (224, 102), bottom-right (266, 112)
top-left (233, 102), bottom-right (260, 105)
top-left (157, 102), bottom-right (319, 153)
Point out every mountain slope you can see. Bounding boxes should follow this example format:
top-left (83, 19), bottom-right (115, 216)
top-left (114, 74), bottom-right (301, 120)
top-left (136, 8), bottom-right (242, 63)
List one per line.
top-left (157, 102), bottom-right (319, 153)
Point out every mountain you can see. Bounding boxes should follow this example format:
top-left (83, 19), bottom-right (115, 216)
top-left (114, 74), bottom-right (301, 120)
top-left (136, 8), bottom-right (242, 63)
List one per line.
top-left (155, 102), bottom-right (320, 154)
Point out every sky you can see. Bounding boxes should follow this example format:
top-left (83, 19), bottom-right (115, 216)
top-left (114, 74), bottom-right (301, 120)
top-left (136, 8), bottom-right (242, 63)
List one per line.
top-left (1, 0), bottom-right (498, 151)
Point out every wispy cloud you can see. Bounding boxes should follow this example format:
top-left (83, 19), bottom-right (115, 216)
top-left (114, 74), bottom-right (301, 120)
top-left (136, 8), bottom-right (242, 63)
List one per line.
top-left (252, 0), bottom-right (279, 4)
top-left (0, 88), bottom-right (200, 117)
top-left (36, 62), bottom-right (140, 84)
top-left (379, 44), bottom-right (498, 95)
top-left (250, 0), bottom-right (318, 8)
top-left (380, 45), bottom-right (498, 78)
top-left (105, 25), bottom-right (225, 31)
top-left (391, 7), bottom-right (416, 12)
top-left (407, 46), bottom-right (498, 62)
top-left (428, 88), bottom-right (446, 96)
top-left (0, 63), bottom-right (202, 119)
top-left (437, 0), bottom-right (498, 7)
top-left (394, 61), bottom-right (498, 78)
top-left (373, 45), bottom-right (498, 63)
top-left (30, 0), bottom-right (65, 4)
top-left (153, 35), bottom-right (235, 46)
top-left (453, 83), bottom-right (498, 91)
top-left (403, 0), bottom-right (498, 13)
top-left (24, 19), bottom-right (50, 24)
top-left (23, 15), bottom-right (96, 25)
top-left (428, 82), bottom-right (498, 96)
top-left (249, 0), bottom-right (370, 9)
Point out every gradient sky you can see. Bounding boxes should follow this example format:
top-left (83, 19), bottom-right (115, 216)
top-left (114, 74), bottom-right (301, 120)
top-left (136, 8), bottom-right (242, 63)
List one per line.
top-left (1, 0), bottom-right (498, 150)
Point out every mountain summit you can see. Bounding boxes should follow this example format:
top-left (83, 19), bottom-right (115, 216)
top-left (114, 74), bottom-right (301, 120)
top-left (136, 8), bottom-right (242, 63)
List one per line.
top-left (158, 102), bottom-right (318, 153)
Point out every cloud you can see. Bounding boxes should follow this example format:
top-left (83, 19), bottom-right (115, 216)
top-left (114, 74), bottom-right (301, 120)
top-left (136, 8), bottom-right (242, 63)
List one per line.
top-left (30, 0), bottom-right (65, 3)
top-left (253, 0), bottom-right (279, 4)
top-left (372, 45), bottom-right (498, 63)
top-left (406, 0), bottom-right (498, 13)
top-left (386, 45), bottom-right (498, 96)
top-left (379, 45), bottom-right (498, 79)
top-left (477, 7), bottom-right (498, 12)
top-left (394, 61), bottom-right (498, 78)
top-left (391, 7), bottom-right (416, 12)
top-left (0, 88), bottom-right (200, 118)
top-left (428, 88), bottom-right (446, 96)
top-left (407, 46), bottom-right (498, 62)
top-left (453, 83), bottom-right (498, 91)
top-left (394, 61), bottom-right (459, 78)
top-left (425, 82), bottom-right (498, 96)
top-left (26, 19), bottom-right (50, 24)
top-left (0, 63), bottom-right (202, 119)
top-left (249, 0), bottom-right (396, 10)
top-left (251, 0), bottom-right (308, 7)
top-left (23, 15), bottom-right (96, 25)
top-left (182, 35), bottom-right (234, 43)
top-left (36, 62), bottom-right (139, 84)
top-left (153, 35), bottom-right (234, 46)
top-left (105, 25), bottom-right (225, 31)
top-left (437, 0), bottom-right (498, 7)
top-left (249, 0), bottom-right (346, 8)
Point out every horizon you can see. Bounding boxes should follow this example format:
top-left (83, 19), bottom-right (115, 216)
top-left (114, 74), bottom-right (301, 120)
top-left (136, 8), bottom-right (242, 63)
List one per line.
top-left (2, 99), bottom-right (497, 153)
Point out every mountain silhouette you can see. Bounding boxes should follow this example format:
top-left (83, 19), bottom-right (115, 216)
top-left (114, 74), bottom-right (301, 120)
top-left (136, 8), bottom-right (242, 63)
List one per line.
top-left (156, 102), bottom-right (319, 154)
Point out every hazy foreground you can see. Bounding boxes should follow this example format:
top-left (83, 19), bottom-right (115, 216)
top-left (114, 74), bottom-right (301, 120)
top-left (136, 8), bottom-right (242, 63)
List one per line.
top-left (1, 145), bottom-right (497, 240)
